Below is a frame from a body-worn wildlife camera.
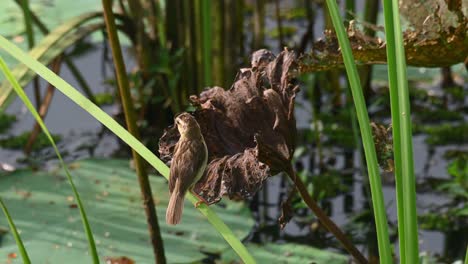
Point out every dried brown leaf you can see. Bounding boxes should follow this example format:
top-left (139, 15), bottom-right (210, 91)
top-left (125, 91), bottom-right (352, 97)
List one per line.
top-left (159, 49), bottom-right (299, 204)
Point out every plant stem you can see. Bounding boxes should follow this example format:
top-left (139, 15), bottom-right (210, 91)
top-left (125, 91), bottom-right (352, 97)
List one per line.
top-left (345, 0), bottom-right (355, 27)
top-left (212, 0), bottom-right (224, 87)
top-left (325, 0), bottom-right (392, 262)
top-left (384, 0), bottom-right (419, 262)
top-left (25, 56), bottom-right (62, 154)
top-left (101, 1), bottom-right (166, 263)
top-left (274, 0), bottom-right (284, 50)
top-left (298, 0), bottom-right (315, 54)
top-left (464, 246), bottom-right (468, 264)
top-left (380, 0), bottom-right (405, 262)
top-left (20, 0), bottom-right (41, 109)
top-left (127, 0), bottom-right (152, 77)
top-left (0, 198), bottom-right (31, 264)
top-left (253, 0), bottom-right (265, 50)
top-left (286, 165), bottom-right (368, 264)
top-left (359, 0), bottom-right (379, 101)
top-left (201, 0), bottom-right (212, 86)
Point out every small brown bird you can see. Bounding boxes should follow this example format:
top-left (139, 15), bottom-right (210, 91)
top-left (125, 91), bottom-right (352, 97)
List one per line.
top-left (166, 113), bottom-right (208, 225)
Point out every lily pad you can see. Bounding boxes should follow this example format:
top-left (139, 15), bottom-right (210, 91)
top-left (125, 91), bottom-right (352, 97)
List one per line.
top-left (0, 159), bottom-right (254, 263)
top-left (221, 243), bottom-right (349, 264)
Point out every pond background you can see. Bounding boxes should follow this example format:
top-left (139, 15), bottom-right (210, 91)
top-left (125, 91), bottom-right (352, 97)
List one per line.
top-left (0, 0), bottom-right (466, 263)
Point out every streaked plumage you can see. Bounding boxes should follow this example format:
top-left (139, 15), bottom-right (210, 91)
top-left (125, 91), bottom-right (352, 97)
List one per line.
top-left (166, 113), bottom-right (208, 225)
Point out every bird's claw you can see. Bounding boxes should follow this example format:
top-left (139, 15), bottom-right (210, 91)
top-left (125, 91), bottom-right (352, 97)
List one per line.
top-left (195, 200), bottom-right (206, 208)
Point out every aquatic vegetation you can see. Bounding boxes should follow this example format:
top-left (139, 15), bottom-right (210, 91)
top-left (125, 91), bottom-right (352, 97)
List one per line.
top-left (424, 124), bottom-right (467, 146)
top-left (0, 111), bottom-right (15, 133)
top-left (94, 92), bottom-right (114, 106)
top-left (0, 131), bottom-right (61, 151)
top-left (267, 26), bottom-right (297, 39)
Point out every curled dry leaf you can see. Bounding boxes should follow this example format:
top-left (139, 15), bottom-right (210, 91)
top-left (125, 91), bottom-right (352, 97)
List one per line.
top-left (159, 49), bottom-right (299, 204)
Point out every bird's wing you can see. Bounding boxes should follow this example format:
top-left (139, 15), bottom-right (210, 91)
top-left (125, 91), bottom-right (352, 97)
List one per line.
top-left (168, 142), bottom-right (179, 192)
top-left (169, 138), bottom-right (207, 194)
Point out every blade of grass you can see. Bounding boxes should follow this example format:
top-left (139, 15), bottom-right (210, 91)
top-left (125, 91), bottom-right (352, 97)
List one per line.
top-left (380, 0), bottom-right (405, 262)
top-left (0, 35), bottom-right (256, 264)
top-left (324, 1), bottom-right (392, 263)
top-left (0, 197), bottom-right (31, 264)
top-left (382, 0), bottom-right (419, 262)
top-left (0, 55), bottom-right (100, 264)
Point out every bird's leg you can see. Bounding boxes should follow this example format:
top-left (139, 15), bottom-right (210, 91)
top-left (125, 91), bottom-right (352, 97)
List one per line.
top-left (190, 190), bottom-right (209, 208)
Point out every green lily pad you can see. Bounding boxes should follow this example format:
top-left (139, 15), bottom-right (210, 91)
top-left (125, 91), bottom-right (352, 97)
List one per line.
top-left (0, 159), bottom-right (254, 263)
top-left (221, 243), bottom-right (349, 264)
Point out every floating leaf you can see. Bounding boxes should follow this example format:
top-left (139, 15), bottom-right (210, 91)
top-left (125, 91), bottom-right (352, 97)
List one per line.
top-left (221, 243), bottom-right (348, 264)
top-left (0, 159), bottom-right (254, 263)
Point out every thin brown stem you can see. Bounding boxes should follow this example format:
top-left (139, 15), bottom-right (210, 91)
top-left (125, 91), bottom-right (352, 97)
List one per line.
top-left (286, 165), bottom-right (368, 264)
top-left (24, 57), bottom-right (62, 154)
top-left (102, 1), bottom-right (166, 263)
top-left (274, 0), bottom-right (284, 50)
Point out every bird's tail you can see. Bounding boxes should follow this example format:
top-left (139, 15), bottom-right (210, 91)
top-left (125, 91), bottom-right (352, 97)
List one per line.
top-left (166, 190), bottom-right (185, 225)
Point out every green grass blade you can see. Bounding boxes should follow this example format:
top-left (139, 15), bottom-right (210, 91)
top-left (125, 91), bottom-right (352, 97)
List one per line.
top-left (0, 197), bottom-right (31, 264)
top-left (387, 0), bottom-right (419, 262)
top-left (0, 35), bottom-right (256, 264)
top-left (324, 0), bottom-right (392, 263)
top-left (380, 0), bottom-right (406, 261)
top-left (0, 55), bottom-right (100, 264)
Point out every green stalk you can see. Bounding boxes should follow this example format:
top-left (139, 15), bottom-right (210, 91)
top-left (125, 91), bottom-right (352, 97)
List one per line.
top-left (21, 0), bottom-right (34, 52)
top-left (0, 197), bottom-right (31, 264)
top-left (253, 0), bottom-right (265, 49)
top-left (0, 55), bottom-right (99, 264)
top-left (465, 246), bottom-right (468, 264)
top-left (380, 0), bottom-right (405, 262)
top-left (194, 1), bottom-right (204, 90)
top-left (101, 1), bottom-right (166, 263)
top-left (212, 0), bottom-right (224, 86)
top-left (0, 34), bottom-right (255, 263)
top-left (152, 0), bottom-right (166, 47)
top-left (274, 0), bottom-right (284, 49)
top-left (383, 0), bottom-right (419, 262)
top-left (324, 1), bottom-right (392, 263)
top-left (20, 0), bottom-right (41, 109)
top-left (345, 0), bottom-right (355, 27)
top-left (201, 0), bottom-right (212, 86)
